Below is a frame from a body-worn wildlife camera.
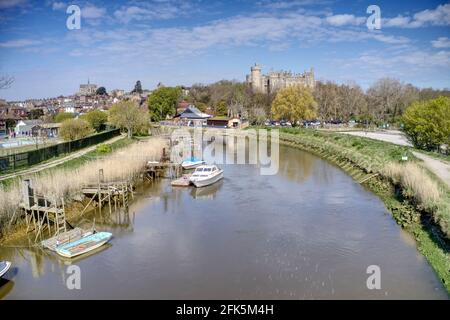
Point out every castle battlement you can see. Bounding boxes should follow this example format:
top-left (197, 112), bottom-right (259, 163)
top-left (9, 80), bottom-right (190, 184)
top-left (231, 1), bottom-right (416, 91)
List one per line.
top-left (246, 64), bottom-right (315, 94)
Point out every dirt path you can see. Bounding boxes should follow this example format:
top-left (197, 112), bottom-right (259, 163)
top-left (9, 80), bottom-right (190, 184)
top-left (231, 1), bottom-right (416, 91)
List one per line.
top-left (341, 130), bottom-right (450, 187)
top-left (412, 151), bottom-right (450, 187)
top-left (0, 134), bottom-right (125, 182)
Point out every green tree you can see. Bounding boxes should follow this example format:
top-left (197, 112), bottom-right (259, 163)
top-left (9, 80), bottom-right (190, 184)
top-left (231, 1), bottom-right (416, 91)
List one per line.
top-left (402, 96), bottom-right (450, 151)
top-left (271, 86), bottom-right (317, 125)
top-left (81, 109), bottom-right (108, 132)
top-left (28, 109), bottom-right (44, 120)
top-left (54, 112), bottom-right (75, 123)
top-left (132, 80), bottom-right (143, 94)
top-left (147, 86), bottom-right (182, 122)
top-left (96, 86), bottom-right (107, 95)
top-left (215, 100), bottom-right (228, 116)
top-left (196, 102), bottom-right (207, 113)
top-left (109, 100), bottom-right (149, 138)
top-left (59, 119), bottom-right (94, 141)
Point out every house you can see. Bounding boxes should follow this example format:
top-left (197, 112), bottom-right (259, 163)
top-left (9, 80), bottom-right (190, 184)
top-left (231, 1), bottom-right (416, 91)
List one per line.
top-left (0, 120), bottom-right (6, 136)
top-left (174, 105), bottom-right (212, 127)
top-left (207, 117), bottom-right (243, 128)
top-left (32, 123), bottom-right (62, 138)
top-left (14, 120), bottom-right (43, 136)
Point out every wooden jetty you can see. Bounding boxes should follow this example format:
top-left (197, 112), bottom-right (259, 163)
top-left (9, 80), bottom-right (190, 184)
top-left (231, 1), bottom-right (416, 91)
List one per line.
top-left (80, 170), bottom-right (134, 215)
top-left (145, 161), bottom-right (182, 180)
top-left (19, 179), bottom-right (68, 242)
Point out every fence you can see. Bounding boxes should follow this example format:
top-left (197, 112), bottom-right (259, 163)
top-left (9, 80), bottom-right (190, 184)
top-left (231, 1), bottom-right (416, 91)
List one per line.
top-left (0, 129), bottom-right (120, 173)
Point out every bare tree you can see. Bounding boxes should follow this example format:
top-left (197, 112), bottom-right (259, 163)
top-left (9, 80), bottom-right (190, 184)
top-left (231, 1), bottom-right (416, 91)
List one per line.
top-left (314, 81), bottom-right (341, 121)
top-left (367, 78), bottom-right (404, 121)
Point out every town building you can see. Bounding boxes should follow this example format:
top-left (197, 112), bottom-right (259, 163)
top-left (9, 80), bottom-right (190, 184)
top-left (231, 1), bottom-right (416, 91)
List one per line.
top-left (246, 64), bottom-right (315, 94)
top-left (78, 80), bottom-right (97, 95)
top-left (14, 120), bottom-right (43, 136)
top-left (173, 105), bottom-right (212, 126)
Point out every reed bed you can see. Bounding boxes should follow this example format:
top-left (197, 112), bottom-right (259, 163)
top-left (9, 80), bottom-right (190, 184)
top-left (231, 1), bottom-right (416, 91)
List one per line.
top-left (0, 138), bottom-right (167, 233)
top-left (383, 162), bottom-right (450, 238)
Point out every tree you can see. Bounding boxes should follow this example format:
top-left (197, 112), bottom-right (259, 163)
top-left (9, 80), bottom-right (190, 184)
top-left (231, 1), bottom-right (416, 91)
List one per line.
top-left (54, 112), bottom-right (75, 123)
top-left (271, 86), bottom-right (317, 125)
top-left (367, 78), bottom-right (404, 121)
top-left (96, 86), bottom-right (107, 95)
top-left (132, 80), bottom-right (143, 94)
top-left (314, 81), bottom-right (341, 121)
top-left (59, 119), bottom-right (94, 141)
top-left (402, 96), bottom-right (450, 151)
top-left (109, 100), bottom-right (149, 138)
top-left (28, 108), bottom-right (44, 120)
top-left (196, 102), bottom-right (207, 112)
top-left (81, 109), bottom-right (108, 132)
top-left (215, 100), bottom-right (228, 116)
top-left (147, 86), bottom-right (182, 122)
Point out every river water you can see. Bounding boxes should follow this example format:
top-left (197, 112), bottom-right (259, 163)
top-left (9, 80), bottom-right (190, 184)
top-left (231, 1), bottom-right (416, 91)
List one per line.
top-left (0, 145), bottom-right (447, 299)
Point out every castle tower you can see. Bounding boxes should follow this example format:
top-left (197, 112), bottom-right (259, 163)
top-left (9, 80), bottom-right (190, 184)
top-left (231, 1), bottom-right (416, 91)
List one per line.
top-left (250, 63), bottom-right (264, 93)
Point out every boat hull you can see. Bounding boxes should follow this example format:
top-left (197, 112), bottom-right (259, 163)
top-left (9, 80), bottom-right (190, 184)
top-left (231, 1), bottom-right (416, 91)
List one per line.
top-left (55, 232), bottom-right (112, 259)
top-left (0, 261), bottom-right (11, 278)
top-left (191, 171), bottom-right (223, 188)
top-left (182, 161), bottom-right (205, 170)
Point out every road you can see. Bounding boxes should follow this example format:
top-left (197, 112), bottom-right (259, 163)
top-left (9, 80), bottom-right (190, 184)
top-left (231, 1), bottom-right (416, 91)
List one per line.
top-left (0, 134), bottom-right (125, 182)
top-left (341, 130), bottom-right (450, 187)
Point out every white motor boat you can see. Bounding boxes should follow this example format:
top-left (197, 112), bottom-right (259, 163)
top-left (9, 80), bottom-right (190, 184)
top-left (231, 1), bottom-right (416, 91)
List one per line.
top-left (181, 157), bottom-right (206, 169)
top-left (0, 261), bottom-right (11, 278)
top-left (189, 165), bottom-right (223, 188)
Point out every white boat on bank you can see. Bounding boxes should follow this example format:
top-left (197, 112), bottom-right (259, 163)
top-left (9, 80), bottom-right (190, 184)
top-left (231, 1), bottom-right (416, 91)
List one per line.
top-left (0, 261), bottom-right (11, 278)
top-left (189, 165), bottom-right (223, 188)
top-left (181, 157), bottom-right (206, 169)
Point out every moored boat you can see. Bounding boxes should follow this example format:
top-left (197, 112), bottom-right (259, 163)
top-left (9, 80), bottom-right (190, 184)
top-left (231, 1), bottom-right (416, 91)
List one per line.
top-left (55, 232), bottom-right (113, 258)
top-left (189, 165), bottom-right (223, 188)
top-left (181, 157), bottom-right (206, 169)
top-left (0, 261), bottom-right (11, 278)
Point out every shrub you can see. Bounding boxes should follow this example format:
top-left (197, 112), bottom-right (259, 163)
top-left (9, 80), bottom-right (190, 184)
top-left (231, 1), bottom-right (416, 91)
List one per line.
top-left (59, 119), bottom-right (94, 141)
top-left (96, 143), bottom-right (111, 154)
top-left (402, 96), bottom-right (450, 151)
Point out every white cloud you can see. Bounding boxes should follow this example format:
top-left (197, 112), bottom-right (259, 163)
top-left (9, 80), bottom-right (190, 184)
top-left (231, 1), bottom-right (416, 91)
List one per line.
top-left (0, 38), bottom-right (41, 48)
top-left (384, 4), bottom-right (450, 28)
top-left (82, 4), bottom-right (106, 19)
top-left (325, 14), bottom-right (365, 27)
top-left (0, 0), bottom-right (26, 9)
top-left (432, 37), bottom-right (450, 48)
top-left (64, 11), bottom-right (411, 64)
top-left (51, 1), bottom-right (66, 11)
top-left (113, 1), bottom-right (193, 24)
top-left (259, 0), bottom-right (331, 10)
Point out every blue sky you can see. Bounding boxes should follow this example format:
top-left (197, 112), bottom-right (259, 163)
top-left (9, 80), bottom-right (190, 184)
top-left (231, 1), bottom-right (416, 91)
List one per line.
top-left (0, 0), bottom-right (449, 101)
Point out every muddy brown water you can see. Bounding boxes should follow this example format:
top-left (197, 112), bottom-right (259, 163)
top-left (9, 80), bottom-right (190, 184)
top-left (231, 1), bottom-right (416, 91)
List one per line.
top-left (0, 145), bottom-right (448, 299)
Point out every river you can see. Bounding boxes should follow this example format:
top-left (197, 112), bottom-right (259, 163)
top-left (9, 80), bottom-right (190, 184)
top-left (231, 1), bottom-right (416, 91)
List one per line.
top-left (0, 145), bottom-right (447, 299)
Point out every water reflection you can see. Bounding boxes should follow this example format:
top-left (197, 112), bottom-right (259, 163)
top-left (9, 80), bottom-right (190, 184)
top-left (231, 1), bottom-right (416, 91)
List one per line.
top-left (189, 180), bottom-right (223, 200)
top-left (0, 145), bottom-right (448, 299)
top-left (0, 279), bottom-right (14, 299)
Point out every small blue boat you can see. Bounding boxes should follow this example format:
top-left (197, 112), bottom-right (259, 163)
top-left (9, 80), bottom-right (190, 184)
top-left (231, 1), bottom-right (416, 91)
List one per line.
top-left (181, 157), bottom-right (205, 169)
top-left (55, 232), bottom-right (112, 258)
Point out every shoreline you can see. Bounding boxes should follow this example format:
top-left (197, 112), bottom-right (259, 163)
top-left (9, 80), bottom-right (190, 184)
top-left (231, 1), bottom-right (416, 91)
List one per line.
top-left (277, 130), bottom-right (449, 293)
top-left (1, 127), bottom-right (449, 294)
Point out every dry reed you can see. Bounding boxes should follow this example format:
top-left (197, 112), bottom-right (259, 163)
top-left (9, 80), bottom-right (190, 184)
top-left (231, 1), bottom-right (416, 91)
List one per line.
top-left (0, 138), bottom-right (167, 232)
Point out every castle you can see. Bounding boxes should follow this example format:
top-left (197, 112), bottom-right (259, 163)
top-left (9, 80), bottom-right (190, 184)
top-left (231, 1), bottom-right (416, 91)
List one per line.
top-left (246, 64), bottom-right (315, 94)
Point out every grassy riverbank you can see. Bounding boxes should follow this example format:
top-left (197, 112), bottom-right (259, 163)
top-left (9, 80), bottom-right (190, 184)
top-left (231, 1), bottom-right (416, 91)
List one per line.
top-left (0, 137), bottom-right (166, 238)
top-left (268, 127), bottom-right (450, 292)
